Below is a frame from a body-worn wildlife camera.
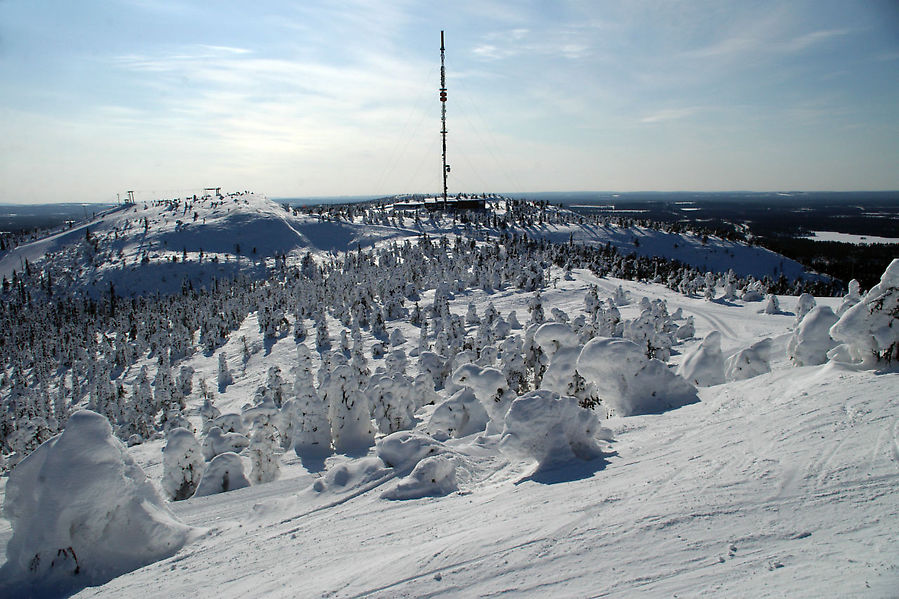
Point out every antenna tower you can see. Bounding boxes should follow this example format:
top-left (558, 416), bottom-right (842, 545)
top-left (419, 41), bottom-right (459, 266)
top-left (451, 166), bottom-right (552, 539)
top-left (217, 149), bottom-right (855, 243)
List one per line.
top-left (440, 30), bottom-right (449, 208)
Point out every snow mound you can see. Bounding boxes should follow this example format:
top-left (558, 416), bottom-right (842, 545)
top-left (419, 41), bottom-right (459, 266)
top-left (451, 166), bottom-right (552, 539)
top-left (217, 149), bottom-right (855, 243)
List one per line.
top-left (577, 338), bottom-right (698, 416)
top-left (381, 455), bottom-right (459, 500)
top-left (376, 431), bottom-right (446, 471)
top-left (500, 390), bottom-right (606, 470)
top-left (193, 452), bottom-right (251, 497)
top-left (677, 330), bottom-right (725, 387)
top-left (725, 338), bottom-right (772, 381)
top-left (0, 410), bottom-right (191, 592)
top-left (829, 259), bottom-right (899, 365)
top-left (311, 457), bottom-right (391, 494)
top-left (428, 388), bottom-right (490, 440)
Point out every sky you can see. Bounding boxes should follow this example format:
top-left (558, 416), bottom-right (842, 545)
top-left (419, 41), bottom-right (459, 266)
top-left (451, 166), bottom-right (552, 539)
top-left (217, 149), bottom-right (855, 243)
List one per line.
top-left (1, 0), bottom-right (898, 204)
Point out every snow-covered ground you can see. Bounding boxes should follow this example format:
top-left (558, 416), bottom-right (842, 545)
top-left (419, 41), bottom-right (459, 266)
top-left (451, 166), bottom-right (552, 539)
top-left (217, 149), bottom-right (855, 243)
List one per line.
top-left (2, 273), bottom-right (895, 598)
top-left (1, 194), bottom-right (895, 597)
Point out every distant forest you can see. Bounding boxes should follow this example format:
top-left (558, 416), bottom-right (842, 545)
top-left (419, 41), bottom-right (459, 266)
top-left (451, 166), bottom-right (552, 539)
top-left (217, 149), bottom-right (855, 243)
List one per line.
top-left (561, 191), bottom-right (899, 290)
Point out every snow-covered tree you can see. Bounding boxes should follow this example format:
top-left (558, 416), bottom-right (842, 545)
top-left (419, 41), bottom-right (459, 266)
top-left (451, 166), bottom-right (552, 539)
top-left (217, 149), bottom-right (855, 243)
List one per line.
top-left (162, 427), bottom-right (205, 501)
top-left (829, 260), bottom-right (899, 364)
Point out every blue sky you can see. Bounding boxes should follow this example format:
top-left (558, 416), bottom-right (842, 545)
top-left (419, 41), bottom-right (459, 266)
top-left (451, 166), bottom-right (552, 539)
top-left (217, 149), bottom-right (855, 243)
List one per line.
top-left (1, 0), bottom-right (898, 203)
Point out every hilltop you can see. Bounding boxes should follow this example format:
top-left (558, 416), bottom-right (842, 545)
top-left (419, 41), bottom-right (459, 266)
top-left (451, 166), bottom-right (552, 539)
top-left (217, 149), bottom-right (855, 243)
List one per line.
top-left (0, 193), bottom-right (822, 299)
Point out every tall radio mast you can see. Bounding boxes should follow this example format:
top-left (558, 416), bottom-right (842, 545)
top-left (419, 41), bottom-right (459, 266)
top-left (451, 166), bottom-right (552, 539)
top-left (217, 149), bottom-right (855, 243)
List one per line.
top-left (440, 30), bottom-right (449, 208)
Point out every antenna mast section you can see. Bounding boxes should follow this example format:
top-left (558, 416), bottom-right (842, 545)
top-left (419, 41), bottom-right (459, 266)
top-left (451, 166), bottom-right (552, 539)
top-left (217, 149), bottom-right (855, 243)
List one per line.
top-left (439, 30), bottom-right (449, 208)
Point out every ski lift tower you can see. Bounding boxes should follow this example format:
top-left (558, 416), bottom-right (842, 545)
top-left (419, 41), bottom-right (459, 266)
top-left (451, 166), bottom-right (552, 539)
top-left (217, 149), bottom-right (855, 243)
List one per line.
top-left (440, 30), bottom-right (450, 209)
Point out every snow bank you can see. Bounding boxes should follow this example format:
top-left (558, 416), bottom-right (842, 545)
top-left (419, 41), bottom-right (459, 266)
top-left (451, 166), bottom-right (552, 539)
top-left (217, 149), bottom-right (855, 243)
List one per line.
top-left (577, 338), bottom-right (698, 416)
top-left (381, 456), bottom-right (459, 500)
top-left (1, 410), bottom-right (191, 591)
top-left (500, 390), bottom-right (605, 470)
top-left (193, 452), bottom-right (251, 497)
top-left (725, 338), bottom-right (772, 381)
top-left (829, 259), bottom-right (899, 365)
top-left (677, 331), bottom-right (725, 387)
top-left (787, 306), bottom-right (839, 366)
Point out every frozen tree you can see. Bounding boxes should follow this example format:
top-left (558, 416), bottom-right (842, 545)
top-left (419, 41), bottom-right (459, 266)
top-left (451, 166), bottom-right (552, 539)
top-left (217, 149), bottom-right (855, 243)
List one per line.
top-left (764, 294), bottom-right (781, 314)
top-left (787, 306), bottom-right (839, 366)
top-left (217, 351), bottom-right (233, 392)
top-left (465, 302), bottom-right (480, 325)
top-left (2, 410), bottom-right (190, 588)
top-left (795, 293), bottom-right (817, 326)
top-left (677, 331), bottom-right (725, 387)
top-left (450, 363), bottom-right (513, 432)
top-left (315, 313), bottom-right (331, 350)
top-left (428, 388), bottom-right (490, 440)
top-left (201, 426), bottom-right (250, 461)
top-left (285, 344), bottom-right (330, 456)
top-left (527, 292), bottom-right (545, 326)
top-left (193, 452), bottom-right (250, 497)
top-left (249, 419), bottom-right (281, 484)
top-left (324, 364), bottom-right (374, 454)
top-left (126, 366), bottom-right (156, 440)
top-left (176, 366), bottom-right (194, 405)
top-left (725, 338), bottom-right (772, 381)
top-left (829, 260), bottom-right (899, 365)
top-left (368, 373), bottom-right (416, 434)
top-left (162, 427), bottom-right (205, 501)
top-left (675, 316), bottom-right (695, 340)
top-left (836, 279), bottom-right (862, 316)
top-left (264, 365), bottom-right (286, 408)
top-left (389, 327), bottom-right (406, 347)
top-left (578, 338), bottom-right (697, 417)
top-left (612, 285), bottom-right (629, 306)
top-left (500, 390), bottom-right (607, 470)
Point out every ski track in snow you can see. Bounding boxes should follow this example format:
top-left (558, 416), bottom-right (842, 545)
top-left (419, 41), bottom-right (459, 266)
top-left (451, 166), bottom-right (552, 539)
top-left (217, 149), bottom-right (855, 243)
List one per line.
top-left (58, 325), bottom-right (898, 599)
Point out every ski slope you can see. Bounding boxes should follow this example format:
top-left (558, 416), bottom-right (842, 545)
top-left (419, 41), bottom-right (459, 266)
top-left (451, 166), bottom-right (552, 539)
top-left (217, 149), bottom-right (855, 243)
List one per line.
top-left (0, 273), bottom-right (893, 598)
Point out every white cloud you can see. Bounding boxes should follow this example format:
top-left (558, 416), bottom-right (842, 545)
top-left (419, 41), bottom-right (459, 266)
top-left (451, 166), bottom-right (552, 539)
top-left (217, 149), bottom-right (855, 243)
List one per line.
top-left (640, 107), bottom-right (700, 124)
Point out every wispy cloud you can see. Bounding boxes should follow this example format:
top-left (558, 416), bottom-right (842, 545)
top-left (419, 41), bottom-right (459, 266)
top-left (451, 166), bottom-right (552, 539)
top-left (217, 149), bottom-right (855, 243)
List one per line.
top-left (640, 107), bottom-right (701, 124)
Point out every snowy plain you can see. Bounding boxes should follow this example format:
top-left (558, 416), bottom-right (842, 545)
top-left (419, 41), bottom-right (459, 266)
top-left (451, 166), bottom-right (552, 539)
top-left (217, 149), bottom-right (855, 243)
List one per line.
top-left (0, 194), bottom-right (896, 597)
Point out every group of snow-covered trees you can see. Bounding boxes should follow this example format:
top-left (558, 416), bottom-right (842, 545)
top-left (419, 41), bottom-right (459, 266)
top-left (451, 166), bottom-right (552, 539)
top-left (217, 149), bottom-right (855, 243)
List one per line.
top-left (0, 194), bottom-right (886, 472)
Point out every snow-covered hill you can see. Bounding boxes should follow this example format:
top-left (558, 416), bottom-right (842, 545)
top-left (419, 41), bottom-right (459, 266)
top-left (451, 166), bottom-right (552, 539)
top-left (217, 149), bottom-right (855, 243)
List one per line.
top-left (0, 193), bottom-right (819, 299)
top-left (0, 194), bottom-right (894, 598)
